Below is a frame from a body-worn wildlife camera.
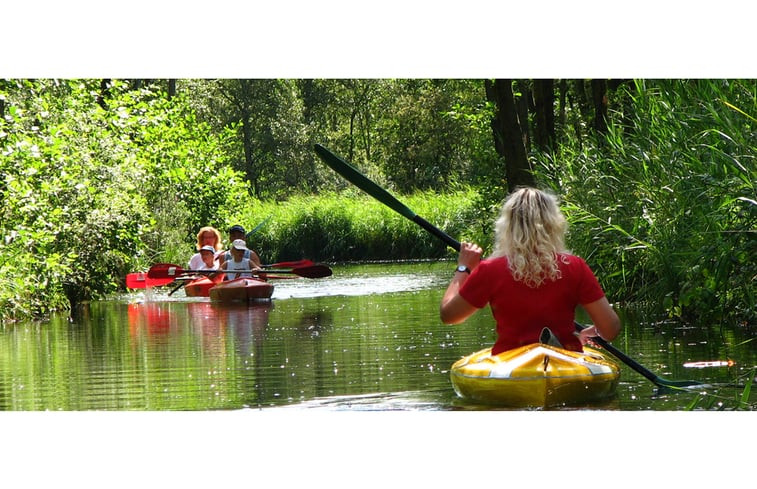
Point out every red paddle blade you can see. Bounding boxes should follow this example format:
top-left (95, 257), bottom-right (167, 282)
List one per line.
top-left (257, 264), bottom-right (332, 279)
top-left (264, 259), bottom-right (315, 269)
top-left (126, 272), bottom-right (176, 288)
top-left (147, 263), bottom-right (187, 279)
top-left (294, 265), bottom-right (332, 278)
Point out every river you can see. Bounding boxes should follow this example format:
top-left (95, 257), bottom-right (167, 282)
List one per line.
top-left (1, 262), bottom-right (754, 411)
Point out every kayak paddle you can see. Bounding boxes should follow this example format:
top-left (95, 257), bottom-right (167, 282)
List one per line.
top-left (314, 143), bottom-right (702, 390)
top-left (125, 272), bottom-right (176, 289)
top-left (245, 216), bottom-right (271, 239)
top-left (575, 322), bottom-right (703, 388)
top-left (147, 263), bottom-right (332, 279)
top-left (168, 217), bottom-right (275, 296)
top-left (314, 143), bottom-right (460, 252)
top-left (168, 280), bottom-right (190, 296)
top-left (263, 259), bottom-right (315, 269)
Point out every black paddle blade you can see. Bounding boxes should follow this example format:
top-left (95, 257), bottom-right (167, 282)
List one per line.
top-left (314, 144), bottom-right (417, 221)
top-left (654, 378), bottom-right (705, 388)
top-left (314, 144), bottom-right (460, 251)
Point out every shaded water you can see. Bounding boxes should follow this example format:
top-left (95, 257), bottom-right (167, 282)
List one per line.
top-left (1, 262), bottom-right (754, 411)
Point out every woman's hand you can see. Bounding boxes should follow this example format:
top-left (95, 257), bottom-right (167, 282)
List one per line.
top-left (458, 242), bottom-right (483, 271)
top-left (581, 297), bottom-right (621, 343)
top-left (578, 325), bottom-right (600, 346)
top-left (440, 241), bottom-right (483, 324)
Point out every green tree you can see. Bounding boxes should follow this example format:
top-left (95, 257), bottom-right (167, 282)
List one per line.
top-left (183, 79), bottom-right (311, 199)
top-left (0, 79), bottom-right (245, 320)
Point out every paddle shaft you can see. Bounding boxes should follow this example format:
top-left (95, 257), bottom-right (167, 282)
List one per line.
top-left (245, 216), bottom-right (271, 239)
top-left (314, 144), bottom-right (460, 252)
top-left (413, 215), bottom-right (461, 252)
top-left (168, 281), bottom-right (188, 296)
top-left (575, 322), bottom-right (701, 388)
top-left (148, 263), bottom-right (331, 279)
top-left (315, 142), bottom-right (701, 389)
top-left (262, 259), bottom-right (314, 269)
top-left (126, 254), bottom-right (305, 290)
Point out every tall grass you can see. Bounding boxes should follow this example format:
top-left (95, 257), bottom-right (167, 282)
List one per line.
top-left (684, 368), bottom-right (755, 411)
top-left (539, 80), bottom-right (756, 325)
top-left (227, 189), bottom-right (481, 263)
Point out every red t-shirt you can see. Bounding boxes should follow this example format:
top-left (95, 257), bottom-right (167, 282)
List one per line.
top-left (459, 254), bottom-right (605, 354)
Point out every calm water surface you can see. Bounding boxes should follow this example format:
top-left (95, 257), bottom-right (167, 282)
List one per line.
top-left (1, 262), bottom-right (754, 411)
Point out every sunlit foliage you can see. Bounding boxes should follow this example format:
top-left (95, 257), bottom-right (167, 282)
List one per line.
top-left (537, 80), bottom-right (756, 324)
top-left (0, 80), bottom-right (246, 320)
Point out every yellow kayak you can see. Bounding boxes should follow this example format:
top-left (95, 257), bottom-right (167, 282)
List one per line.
top-left (450, 344), bottom-right (620, 408)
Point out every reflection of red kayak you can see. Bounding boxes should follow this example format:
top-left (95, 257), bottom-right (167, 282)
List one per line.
top-left (209, 277), bottom-right (274, 303)
top-left (185, 274), bottom-right (225, 297)
top-left (127, 303), bottom-right (172, 335)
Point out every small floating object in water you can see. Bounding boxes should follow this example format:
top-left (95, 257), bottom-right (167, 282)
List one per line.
top-left (683, 360), bottom-right (735, 368)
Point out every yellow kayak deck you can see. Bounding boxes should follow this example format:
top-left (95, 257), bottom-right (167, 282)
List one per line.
top-left (450, 344), bottom-right (620, 408)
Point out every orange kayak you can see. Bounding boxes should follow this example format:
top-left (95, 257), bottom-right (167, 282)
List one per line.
top-left (208, 277), bottom-right (274, 303)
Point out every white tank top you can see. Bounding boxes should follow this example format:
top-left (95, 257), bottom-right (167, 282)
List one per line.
top-left (224, 249), bottom-right (250, 262)
top-left (224, 258), bottom-right (252, 280)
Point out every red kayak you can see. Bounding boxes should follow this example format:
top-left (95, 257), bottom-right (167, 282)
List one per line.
top-left (184, 274), bottom-right (225, 297)
top-left (208, 277), bottom-right (274, 303)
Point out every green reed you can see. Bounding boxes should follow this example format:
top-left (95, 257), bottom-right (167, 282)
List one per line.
top-left (229, 188), bottom-right (481, 263)
top-left (684, 368), bottom-right (755, 411)
top-left (540, 80), bottom-right (756, 325)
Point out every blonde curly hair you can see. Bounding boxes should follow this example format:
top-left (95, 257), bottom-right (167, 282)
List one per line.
top-left (490, 187), bottom-right (568, 288)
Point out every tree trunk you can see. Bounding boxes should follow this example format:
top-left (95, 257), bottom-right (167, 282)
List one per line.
top-left (97, 79), bottom-right (110, 110)
top-left (515, 80), bottom-right (531, 154)
top-left (361, 110), bottom-right (372, 162)
top-left (348, 109), bottom-right (356, 161)
top-left (300, 79), bottom-right (316, 123)
top-left (533, 79), bottom-right (555, 150)
top-left (573, 79), bottom-right (592, 121)
top-left (485, 79), bottom-right (535, 192)
top-left (591, 79), bottom-right (608, 133)
top-left (168, 79), bottom-right (176, 99)
top-left (558, 79), bottom-right (567, 128)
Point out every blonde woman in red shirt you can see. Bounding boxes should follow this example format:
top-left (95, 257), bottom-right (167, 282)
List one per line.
top-left (440, 187), bottom-right (620, 353)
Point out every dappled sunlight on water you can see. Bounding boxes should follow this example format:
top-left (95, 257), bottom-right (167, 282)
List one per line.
top-left (272, 266), bottom-right (448, 299)
top-left (1, 262), bottom-right (754, 411)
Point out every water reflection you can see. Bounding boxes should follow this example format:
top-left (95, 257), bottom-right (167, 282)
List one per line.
top-left (216, 303), bottom-right (272, 359)
top-left (271, 264), bottom-right (448, 299)
top-left (128, 302), bottom-right (174, 337)
top-left (0, 262), bottom-right (754, 411)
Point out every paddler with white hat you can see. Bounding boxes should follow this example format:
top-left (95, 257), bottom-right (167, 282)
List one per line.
top-left (219, 239), bottom-right (263, 280)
